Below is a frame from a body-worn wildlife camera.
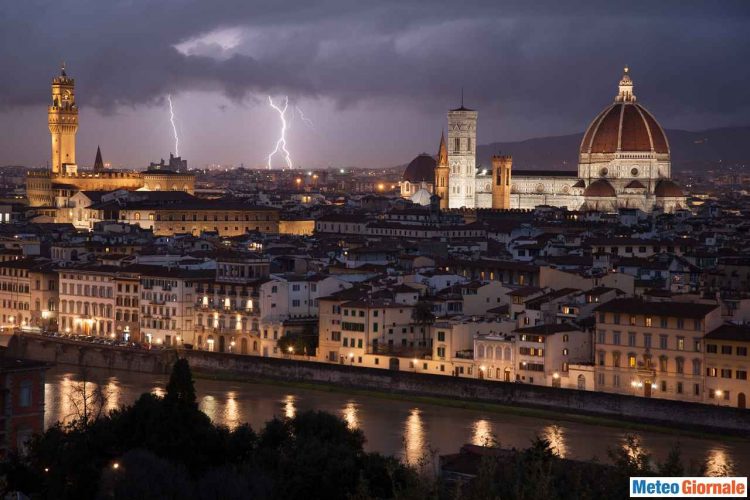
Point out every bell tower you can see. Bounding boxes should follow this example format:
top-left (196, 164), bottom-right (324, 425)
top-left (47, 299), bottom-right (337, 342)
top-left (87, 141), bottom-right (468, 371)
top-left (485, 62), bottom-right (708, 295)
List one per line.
top-left (447, 95), bottom-right (478, 209)
top-left (491, 155), bottom-right (512, 209)
top-left (434, 131), bottom-right (450, 210)
top-left (49, 63), bottom-right (78, 175)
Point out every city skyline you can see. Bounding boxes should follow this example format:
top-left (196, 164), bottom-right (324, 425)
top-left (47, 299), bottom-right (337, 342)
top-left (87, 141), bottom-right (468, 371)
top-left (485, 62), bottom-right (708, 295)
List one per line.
top-left (1, 1), bottom-right (749, 169)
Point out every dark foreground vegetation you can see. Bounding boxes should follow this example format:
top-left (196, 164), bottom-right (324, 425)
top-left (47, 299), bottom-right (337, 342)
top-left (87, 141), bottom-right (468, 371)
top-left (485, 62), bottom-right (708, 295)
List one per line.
top-left (0, 360), bottom-right (733, 499)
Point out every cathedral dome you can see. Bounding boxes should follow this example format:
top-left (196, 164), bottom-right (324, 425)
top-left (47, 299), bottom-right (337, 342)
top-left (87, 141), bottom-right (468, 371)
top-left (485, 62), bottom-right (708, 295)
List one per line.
top-left (580, 68), bottom-right (669, 155)
top-left (411, 188), bottom-right (432, 206)
top-left (402, 154), bottom-right (436, 183)
top-left (584, 179), bottom-right (616, 197)
top-left (654, 180), bottom-right (683, 198)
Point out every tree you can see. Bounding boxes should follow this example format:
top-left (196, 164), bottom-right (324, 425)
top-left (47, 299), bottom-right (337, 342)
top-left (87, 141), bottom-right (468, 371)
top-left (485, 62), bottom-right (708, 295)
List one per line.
top-left (413, 301), bottom-right (435, 347)
top-left (165, 358), bottom-right (197, 408)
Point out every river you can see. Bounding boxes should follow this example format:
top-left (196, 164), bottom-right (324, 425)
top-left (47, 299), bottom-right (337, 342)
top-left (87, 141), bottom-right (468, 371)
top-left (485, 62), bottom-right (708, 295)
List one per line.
top-left (43, 364), bottom-right (748, 475)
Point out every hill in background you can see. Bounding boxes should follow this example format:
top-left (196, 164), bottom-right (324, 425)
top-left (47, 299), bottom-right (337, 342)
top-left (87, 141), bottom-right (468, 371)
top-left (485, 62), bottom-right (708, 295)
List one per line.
top-left (476, 125), bottom-right (750, 172)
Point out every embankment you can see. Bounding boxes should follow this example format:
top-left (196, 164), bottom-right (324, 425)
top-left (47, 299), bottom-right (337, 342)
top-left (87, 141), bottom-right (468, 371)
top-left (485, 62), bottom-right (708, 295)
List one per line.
top-left (8, 333), bottom-right (750, 434)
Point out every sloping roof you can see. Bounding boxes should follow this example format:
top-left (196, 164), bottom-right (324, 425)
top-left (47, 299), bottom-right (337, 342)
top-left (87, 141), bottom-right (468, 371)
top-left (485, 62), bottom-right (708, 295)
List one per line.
top-left (594, 298), bottom-right (718, 319)
top-left (704, 324), bottom-right (750, 342)
top-left (514, 323), bottom-right (580, 335)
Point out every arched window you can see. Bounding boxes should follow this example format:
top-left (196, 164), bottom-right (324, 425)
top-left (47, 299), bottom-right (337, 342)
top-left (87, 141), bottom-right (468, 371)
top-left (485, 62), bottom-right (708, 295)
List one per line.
top-left (478, 345), bottom-right (485, 358)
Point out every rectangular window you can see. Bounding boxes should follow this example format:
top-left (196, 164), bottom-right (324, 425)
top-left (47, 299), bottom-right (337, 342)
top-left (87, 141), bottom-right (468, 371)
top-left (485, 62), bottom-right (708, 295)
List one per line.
top-left (676, 337), bottom-right (685, 351)
top-left (19, 380), bottom-right (32, 407)
top-left (437, 331), bottom-right (445, 342)
top-left (720, 368), bottom-right (732, 378)
top-left (721, 345), bottom-right (732, 355)
top-left (660, 317), bottom-right (668, 328)
top-left (736, 370), bottom-right (748, 380)
top-left (613, 314), bottom-right (620, 325)
top-left (738, 346), bottom-right (748, 356)
top-left (645, 316), bottom-right (652, 327)
top-left (676, 382), bottom-right (683, 394)
top-left (612, 331), bottom-right (621, 345)
top-left (628, 332), bottom-right (636, 347)
top-left (706, 367), bottom-right (717, 377)
top-left (659, 335), bottom-right (668, 349)
top-left (597, 330), bottom-right (606, 344)
top-left (643, 334), bottom-right (652, 349)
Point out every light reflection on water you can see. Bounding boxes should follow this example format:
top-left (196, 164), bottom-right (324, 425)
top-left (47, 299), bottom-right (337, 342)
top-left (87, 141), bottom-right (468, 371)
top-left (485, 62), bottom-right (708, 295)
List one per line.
top-left (706, 447), bottom-right (735, 477)
top-left (224, 391), bottom-right (241, 430)
top-left (472, 419), bottom-right (495, 447)
top-left (283, 394), bottom-right (296, 419)
top-left (542, 424), bottom-right (567, 458)
top-left (42, 366), bottom-right (747, 473)
top-left (403, 408), bottom-right (425, 465)
top-left (342, 401), bottom-right (359, 430)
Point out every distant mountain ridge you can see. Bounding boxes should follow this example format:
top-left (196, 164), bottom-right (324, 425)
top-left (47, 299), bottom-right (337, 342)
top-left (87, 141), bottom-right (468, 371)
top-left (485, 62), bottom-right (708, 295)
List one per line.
top-left (477, 125), bottom-right (750, 172)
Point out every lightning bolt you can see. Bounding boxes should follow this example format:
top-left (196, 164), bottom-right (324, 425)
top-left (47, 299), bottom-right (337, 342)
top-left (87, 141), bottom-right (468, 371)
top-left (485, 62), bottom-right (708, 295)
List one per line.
top-left (267, 96), bottom-right (293, 170)
top-left (167, 94), bottom-right (179, 157)
top-left (295, 105), bottom-right (314, 129)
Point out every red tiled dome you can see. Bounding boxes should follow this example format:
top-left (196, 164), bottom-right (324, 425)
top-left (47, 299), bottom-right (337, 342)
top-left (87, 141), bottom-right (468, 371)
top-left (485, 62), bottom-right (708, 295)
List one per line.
top-left (580, 102), bottom-right (669, 155)
top-left (654, 180), bottom-right (683, 198)
top-left (584, 179), bottom-right (616, 197)
top-left (402, 154), bottom-right (436, 183)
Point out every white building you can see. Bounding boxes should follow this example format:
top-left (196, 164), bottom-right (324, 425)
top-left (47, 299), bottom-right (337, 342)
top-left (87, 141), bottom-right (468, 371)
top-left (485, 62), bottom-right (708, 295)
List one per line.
top-left (400, 68), bottom-right (686, 213)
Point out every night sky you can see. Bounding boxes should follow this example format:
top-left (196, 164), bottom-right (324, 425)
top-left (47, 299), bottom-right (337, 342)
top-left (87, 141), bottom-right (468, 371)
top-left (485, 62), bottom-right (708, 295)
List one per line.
top-left (1, 0), bottom-right (748, 169)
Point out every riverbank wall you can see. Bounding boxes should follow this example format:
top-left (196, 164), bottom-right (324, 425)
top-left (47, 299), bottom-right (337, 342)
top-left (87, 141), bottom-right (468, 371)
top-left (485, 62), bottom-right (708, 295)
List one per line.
top-left (7, 333), bottom-right (750, 434)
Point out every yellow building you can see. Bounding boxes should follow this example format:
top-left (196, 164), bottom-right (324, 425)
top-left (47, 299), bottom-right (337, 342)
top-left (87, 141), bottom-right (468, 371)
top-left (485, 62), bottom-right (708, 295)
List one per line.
top-left (594, 298), bottom-right (722, 403)
top-left (26, 66), bottom-right (194, 209)
top-left (704, 324), bottom-right (749, 409)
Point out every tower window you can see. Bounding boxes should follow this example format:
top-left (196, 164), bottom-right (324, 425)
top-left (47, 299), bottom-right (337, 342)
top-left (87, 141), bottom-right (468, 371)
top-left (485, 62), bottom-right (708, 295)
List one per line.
top-left (454, 138), bottom-right (460, 152)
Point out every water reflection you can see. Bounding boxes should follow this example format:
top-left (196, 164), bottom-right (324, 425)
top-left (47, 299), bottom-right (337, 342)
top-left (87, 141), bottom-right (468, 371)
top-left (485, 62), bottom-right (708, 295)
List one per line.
top-left (706, 447), bottom-right (734, 477)
top-left (542, 424), bottom-right (567, 458)
top-left (403, 408), bottom-right (425, 465)
top-left (201, 395), bottom-right (217, 421)
top-left (105, 378), bottom-right (120, 412)
top-left (151, 386), bottom-right (165, 398)
top-left (283, 395), bottom-right (296, 419)
top-left (342, 401), bottom-right (359, 430)
top-left (40, 367), bottom-right (750, 473)
top-left (224, 391), bottom-right (241, 430)
top-left (472, 419), bottom-right (495, 447)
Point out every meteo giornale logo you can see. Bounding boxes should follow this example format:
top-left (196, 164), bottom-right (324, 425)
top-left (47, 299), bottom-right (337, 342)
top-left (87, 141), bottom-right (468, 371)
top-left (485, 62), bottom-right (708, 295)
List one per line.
top-left (630, 477), bottom-right (747, 498)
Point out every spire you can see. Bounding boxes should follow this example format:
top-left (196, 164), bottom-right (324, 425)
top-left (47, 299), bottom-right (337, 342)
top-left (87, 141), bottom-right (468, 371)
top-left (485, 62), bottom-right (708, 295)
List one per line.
top-left (94, 145), bottom-right (104, 172)
top-left (438, 130), bottom-right (448, 166)
top-left (461, 87), bottom-right (464, 108)
top-left (61, 61), bottom-right (67, 77)
top-left (616, 65), bottom-right (635, 102)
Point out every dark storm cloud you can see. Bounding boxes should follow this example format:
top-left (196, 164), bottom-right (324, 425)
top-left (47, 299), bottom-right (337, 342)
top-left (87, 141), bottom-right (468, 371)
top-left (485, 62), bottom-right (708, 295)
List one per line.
top-left (1, 0), bottom-right (749, 130)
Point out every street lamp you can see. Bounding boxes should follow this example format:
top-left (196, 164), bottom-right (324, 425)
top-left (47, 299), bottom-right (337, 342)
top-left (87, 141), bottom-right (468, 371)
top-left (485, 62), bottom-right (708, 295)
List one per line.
top-left (348, 352), bottom-right (354, 365)
top-left (715, 389), bottom-right (723, 406)
top-left (288, 346), bottom-right (294, 357)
